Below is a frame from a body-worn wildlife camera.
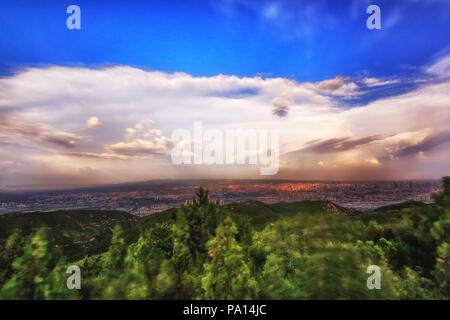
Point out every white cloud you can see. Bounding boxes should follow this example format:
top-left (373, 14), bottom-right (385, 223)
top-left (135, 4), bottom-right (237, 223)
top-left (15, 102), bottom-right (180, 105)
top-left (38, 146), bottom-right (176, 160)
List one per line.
top-left (361, 77), bottom-right (399, 87)
top-left (86, 116), bottom-right (102, 128)
top-left (106, 120), bottom-right (172, 157)
top-left (427, 55), bottom-right (450, 78)
top-left (263, 3), bottom-right (281, 20)
top-left (315, 76), bottom-right (361, 97)
top-left (0, 55), bottom-right (449, 184)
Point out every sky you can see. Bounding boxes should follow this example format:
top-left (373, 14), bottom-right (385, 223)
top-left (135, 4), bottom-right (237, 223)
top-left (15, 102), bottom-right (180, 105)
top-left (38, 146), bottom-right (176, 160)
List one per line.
top-left (0, 0), bottom-right (450, 187)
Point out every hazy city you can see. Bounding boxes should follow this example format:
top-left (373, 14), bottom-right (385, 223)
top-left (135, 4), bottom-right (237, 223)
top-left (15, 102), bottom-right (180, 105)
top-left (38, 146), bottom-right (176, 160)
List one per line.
top-left (0, 180), bottom-right (442, 216)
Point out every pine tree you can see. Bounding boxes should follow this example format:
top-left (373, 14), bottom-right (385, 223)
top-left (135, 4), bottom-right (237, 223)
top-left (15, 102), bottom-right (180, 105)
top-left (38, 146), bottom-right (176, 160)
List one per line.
top-left (0, 232), bottom-right (24, 288)
top-left (0, 229), bottom-right (78, 299)
top-left (431, 177), bottom-right (450, 298)
top-left (200, 216), bottom-right (257, 299)
top-left (192, 187), bottom-right (210, 208)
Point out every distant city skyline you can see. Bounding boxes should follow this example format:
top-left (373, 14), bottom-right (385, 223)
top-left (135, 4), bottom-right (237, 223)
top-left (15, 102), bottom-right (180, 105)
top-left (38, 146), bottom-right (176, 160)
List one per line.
top-left (0, 179), bottom-right (443, 215)
top-left (1, 0), bottom-right (449, 187)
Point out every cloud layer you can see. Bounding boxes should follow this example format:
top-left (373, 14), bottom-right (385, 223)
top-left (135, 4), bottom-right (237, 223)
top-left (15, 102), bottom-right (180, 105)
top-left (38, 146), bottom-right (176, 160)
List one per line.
top-left (0, 56), bottom-right (449, 186)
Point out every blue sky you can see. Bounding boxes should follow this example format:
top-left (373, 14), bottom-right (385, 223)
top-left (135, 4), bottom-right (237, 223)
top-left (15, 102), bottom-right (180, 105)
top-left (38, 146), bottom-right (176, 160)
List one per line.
top-left (1, 0), bottom-right (449, 81)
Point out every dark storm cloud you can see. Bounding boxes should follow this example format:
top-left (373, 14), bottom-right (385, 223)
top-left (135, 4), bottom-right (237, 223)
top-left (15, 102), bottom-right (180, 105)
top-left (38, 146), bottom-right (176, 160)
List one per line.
top-left (110, 147), bottom-right (165, 156)
top-left (272, 103), bottom-right (289, 117)
top-left (0, 113), bottom-right (81, 148)
top-left (301, 135), bottom-right (384, 154)
top-left (316, 76), bottom-right (349, 91)
top-left (272, 96), bottom-right (291, 117)
top-left (42, 135), bottom-right (77, 148)
top-left (396, 131), bottom-right (450, 158)
top-left (106, 140), bottom-right (174, 158)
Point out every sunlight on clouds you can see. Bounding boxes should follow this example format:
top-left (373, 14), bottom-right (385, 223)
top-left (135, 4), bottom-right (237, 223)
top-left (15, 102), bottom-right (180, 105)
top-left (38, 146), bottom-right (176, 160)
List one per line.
top-left (86, 116), bottom-right (102, 128)
top-left (0, 54), bottom-right (449, 184)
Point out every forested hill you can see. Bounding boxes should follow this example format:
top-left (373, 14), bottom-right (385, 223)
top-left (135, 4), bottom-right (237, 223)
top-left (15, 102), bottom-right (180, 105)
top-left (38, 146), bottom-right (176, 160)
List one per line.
top-left (0, 210), bottom-right (138, 260)
top-left (0, 199), bottom-right (354, 260)
top-left (0, 198), bottom-right (437, 262)
top-left (0, 179), bottom-right (448, 299)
